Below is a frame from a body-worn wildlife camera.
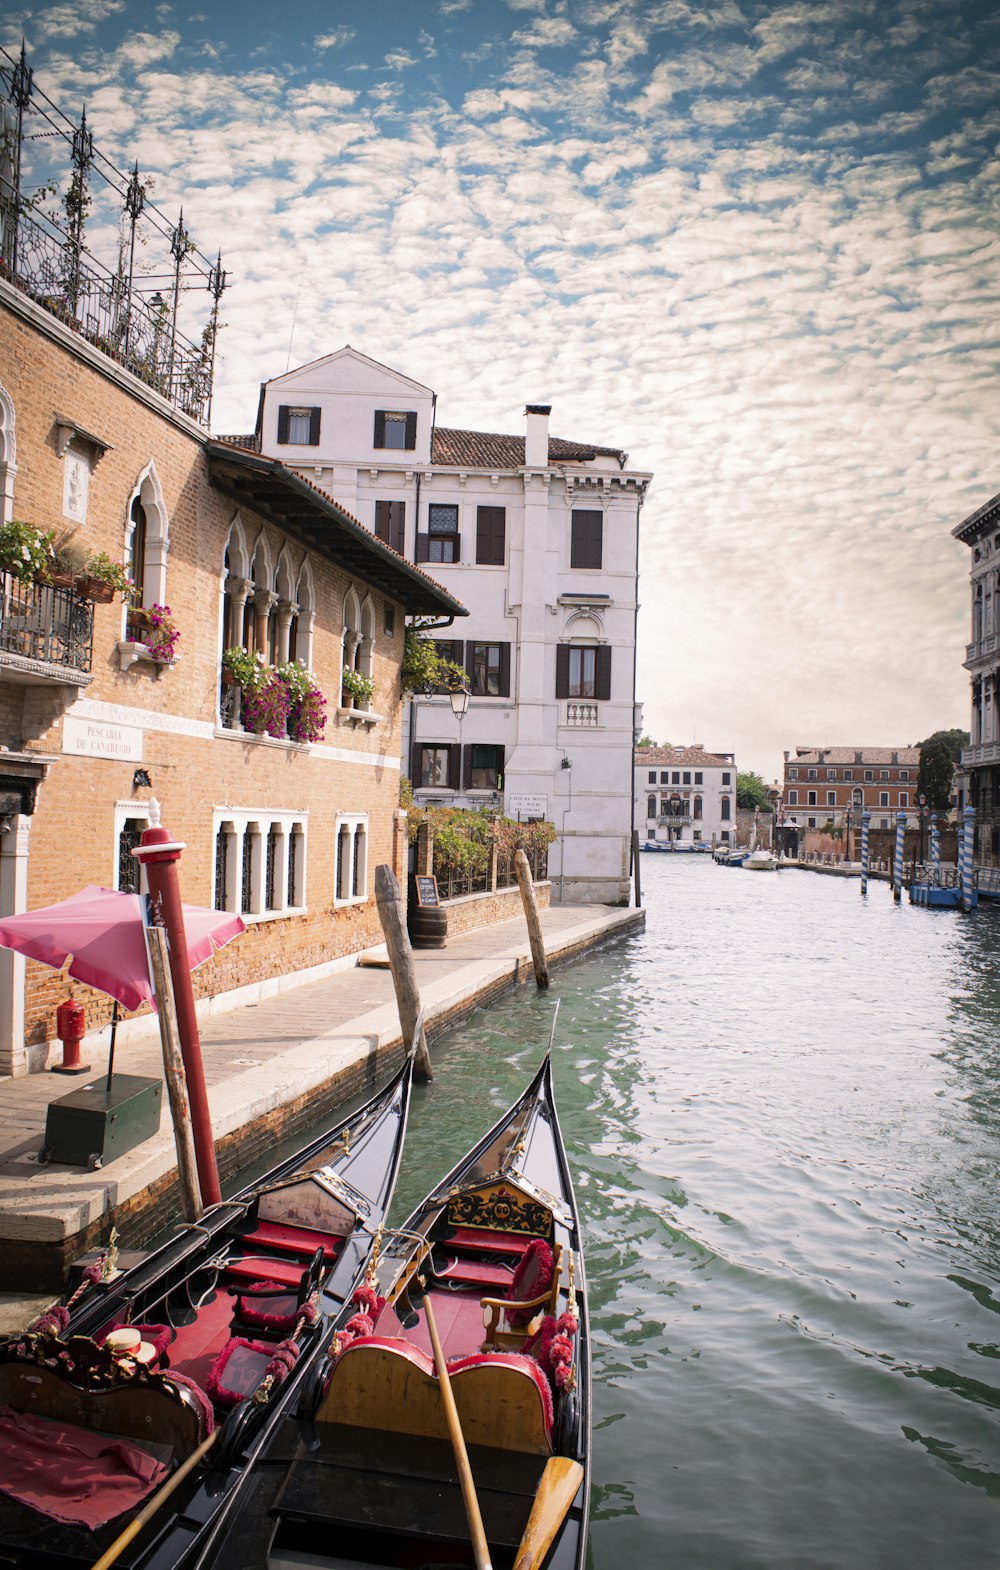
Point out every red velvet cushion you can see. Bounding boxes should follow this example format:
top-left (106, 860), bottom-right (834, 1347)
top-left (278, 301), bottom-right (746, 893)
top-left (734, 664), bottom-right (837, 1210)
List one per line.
top-left (225, 1256), bottom-right (304, 1290)
top-left (205, 1338), bottom-right (273, 1407)
top-left (241, 1221), bottom-right (342, 1262)
top-left (506, 1238), bottom-right (554, 1327)
top-left (446, 1228), bottom-right (536, 1256)
top-left (235, 1282), bottom-right (299, 1334)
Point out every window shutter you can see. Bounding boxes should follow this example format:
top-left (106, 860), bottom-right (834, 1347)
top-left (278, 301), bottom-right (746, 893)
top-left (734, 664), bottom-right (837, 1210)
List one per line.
top-left (308, 407), bottom-right (321, 445)
top-left (461, 744), bottom-right (472, 791)
top-left (556, 644), bottom-right (570, 699)
top-left (277, 405), bottom-right (290, 443)
top-left (448, 745), bottom-right (461, 791)
top-left (410, 741), bottom-right (423, 787)
top-left (595, 646), bottom-right (612, 701)
top-left (404, 411), bottom-right (417, 450)
top-left (464, 642), bottom-right (476, 691)
top-left (416, 533), bottom-right (430, 563)
top-left (375, 500), bottom-right (390, 543)
top-left (373, 410), bottom-right (386, 448)
top-left (571, 509), bottom-right (602, 569)
top-left (390, 501), bottom-right (404, 555)
top-left (451, 534), bottom-right (461, 563)
top-left (476, 507), bottom-right (505, 565)
top-left (498, 642), bottom-right (511, 697)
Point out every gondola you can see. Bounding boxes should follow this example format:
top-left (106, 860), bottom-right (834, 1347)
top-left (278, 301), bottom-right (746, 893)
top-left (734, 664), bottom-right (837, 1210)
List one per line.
top-left (0, 1053), bottom-right (413, 1570)
top-left (205, 1051), bottom-right (589, 1570)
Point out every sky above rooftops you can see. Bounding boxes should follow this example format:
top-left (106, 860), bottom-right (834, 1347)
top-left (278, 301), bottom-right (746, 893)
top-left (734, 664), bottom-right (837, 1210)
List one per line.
top-left (3, 0), bottom-right (997, 778)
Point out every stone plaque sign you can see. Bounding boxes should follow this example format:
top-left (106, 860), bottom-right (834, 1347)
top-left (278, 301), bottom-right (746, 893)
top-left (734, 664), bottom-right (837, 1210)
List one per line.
top-left (508, 793), bottom-right (548, 820)
top-left (63, 716), bottom-right (143, 762)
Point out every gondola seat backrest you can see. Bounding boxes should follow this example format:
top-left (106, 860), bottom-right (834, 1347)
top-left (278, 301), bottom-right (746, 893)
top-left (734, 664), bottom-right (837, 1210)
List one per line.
top-left (316, 1336), bottom-right (553, 1454)
top-left (444, 1180), bottom-right (554, 1250)
top-left (0, 1337), bottom-right (210, 1461)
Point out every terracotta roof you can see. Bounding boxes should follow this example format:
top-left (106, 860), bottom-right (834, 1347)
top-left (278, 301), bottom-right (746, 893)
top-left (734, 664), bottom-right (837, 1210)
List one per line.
top-left (432, 428), bottom-right (626, 468)
top-left (215, 432), bottom-right (260, 451)
top-left (204, 442), bottom-right (468, 620)
top-left (635, 746), bottom-right (735, 768)
top-left (790, 746), bottom-right (920, 766)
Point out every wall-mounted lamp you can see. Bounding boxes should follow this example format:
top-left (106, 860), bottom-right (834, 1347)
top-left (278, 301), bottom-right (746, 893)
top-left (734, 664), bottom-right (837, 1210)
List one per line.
top-left (449, 687), bottom-right (470, 721)
top-left (132, 768), bottom-right (152, 790)
top-left (561, 755), bottom-right (572, 770)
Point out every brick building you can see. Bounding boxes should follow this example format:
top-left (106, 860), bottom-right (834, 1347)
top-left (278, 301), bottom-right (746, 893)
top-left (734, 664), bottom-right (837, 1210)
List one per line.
top-left (780, 747), bottom-right (921, 835)
top-left (0, 282), bottom-right (463, 1076)
top-left (953, 490), bottom-right (1000, 863)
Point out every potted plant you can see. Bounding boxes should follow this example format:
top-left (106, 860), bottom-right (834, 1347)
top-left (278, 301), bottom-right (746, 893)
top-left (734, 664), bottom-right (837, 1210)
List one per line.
top-left (128, 603), bottom-right (179, 663)
top-left (0, 519), bottom-right (55, 584)
top-left (341, 666), bottom-right (375, 710)
top-left (46, 528), bottom-right (84, 588)
top-left (77, 551), bottom-right (134, 604)
top-left (278, 659), bottom-right (327, 743)
top-left (221, 646), bottom-right (265, 689)
top-left (241, 671), bottom-right (291, 739)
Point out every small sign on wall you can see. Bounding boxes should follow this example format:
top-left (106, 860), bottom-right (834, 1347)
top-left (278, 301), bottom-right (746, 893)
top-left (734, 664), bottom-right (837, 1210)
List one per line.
top-left (413, 876), bottom-right (439, 906)
top-left (508, 793), bottom-right (548, 820)
top-left (63, 716), bottom-right (143, 762)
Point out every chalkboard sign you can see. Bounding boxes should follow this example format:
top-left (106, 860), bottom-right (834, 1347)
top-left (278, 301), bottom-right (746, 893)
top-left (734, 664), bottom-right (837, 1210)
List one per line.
top-left (414, 876), bottom-right (439, 907)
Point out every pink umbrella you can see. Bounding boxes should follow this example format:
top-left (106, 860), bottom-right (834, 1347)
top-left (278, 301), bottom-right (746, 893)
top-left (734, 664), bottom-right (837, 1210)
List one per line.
top-left (0, 884), bottom-right (245, 1014)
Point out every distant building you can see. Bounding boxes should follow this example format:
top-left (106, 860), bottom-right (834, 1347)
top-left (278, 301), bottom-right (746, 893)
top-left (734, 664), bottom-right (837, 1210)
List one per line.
top-left (953, 490), bottom-right (1000, 864)
top-left (780, 747), bottom-right (921, 832)
top-left (635, 745), bottom-right (736, 848)
top-left (241, 346), bottom-right (653, 903)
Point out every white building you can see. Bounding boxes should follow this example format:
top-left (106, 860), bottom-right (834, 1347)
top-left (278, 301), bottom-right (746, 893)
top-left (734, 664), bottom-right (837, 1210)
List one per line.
top-left (242, 347), bottom-right (652, 903)
top-left (635, 745), bottom-right (737, 848)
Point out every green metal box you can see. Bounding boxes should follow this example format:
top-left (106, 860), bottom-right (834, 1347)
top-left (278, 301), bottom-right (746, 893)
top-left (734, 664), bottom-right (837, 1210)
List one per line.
top-left (41, 1074), bottom-right (162, 1170)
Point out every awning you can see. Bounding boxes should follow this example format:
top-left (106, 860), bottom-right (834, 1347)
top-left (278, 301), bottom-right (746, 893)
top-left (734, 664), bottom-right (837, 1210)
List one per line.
top-left (206, 442), bottom-right (468, 620)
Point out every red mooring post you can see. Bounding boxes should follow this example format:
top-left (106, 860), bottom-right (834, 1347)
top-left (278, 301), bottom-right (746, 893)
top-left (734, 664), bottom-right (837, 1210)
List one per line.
top-left (133, 800), bottom-right (221, 1207)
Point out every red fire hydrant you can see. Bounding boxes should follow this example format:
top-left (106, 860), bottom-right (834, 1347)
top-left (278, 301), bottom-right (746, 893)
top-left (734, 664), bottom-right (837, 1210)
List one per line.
top-left (53, 998), bottom-right (90, 1076)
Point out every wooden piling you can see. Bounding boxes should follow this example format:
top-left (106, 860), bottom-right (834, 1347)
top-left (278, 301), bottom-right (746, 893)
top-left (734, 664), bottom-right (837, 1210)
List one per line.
top-left (515, 849), bottom-right (549, 990)
top-left (375, 864), bottom-right (433, 1082)
top-left (146, 924), bottom-right (203, 1222)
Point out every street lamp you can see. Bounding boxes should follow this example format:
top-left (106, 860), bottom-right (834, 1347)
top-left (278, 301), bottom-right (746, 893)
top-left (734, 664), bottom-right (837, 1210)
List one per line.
top-left (844, 802), bottom-right (853, 864)
top-left (450, 686), bottom-right (470, 799)
top-left (918, 792), bottom-right (927, 869)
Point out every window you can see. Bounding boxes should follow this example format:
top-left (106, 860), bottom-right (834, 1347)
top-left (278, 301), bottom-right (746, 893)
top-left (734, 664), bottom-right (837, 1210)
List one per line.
top-left (827, 791), bottom-right (836, 805)
top-left (414, 743), bottom-right (459, 790)
top-left (555, 644), bottom-right (611, 700)
top-left (384, 600), bottom-right (395, 637)
top-left (466, 744), bottom-right (504, 791)
top-left (660, 772), bottom-right (669, 784)
top-left (808, 790), bottom-right (817, 805)
top-left (213, 809), bottom-right (306, 917)
top-left (694, 772), bottom-right (703, 784)
top-left (277, 405), bottom-right (320, 445)
top-left (721, 829), bottom-right (730, 843)
top-left (570, 509), bottom-right (602, 569)
top-left (899, 791), bottom-right (909, 807)
top-left (469, 642), bottom-right (510, 697)
top-left (880, 791), bottom-right (889, 806)
top-left (788, 789), bottom-right (798, 805)
top-left (127, 495), bottom-right (147, 606)
top-left (881, 769), bottom-right (889, 780)
top-left (647, 795), bottom-right (656, 818)
top-left (374, 500), bottom-right (405, 555)
top-left (827, 769), bottom-right (837, 780)
top-left (788, 768), bottom-right (798, 779)
top-left (648, 771), bottom-right (656, 784)
top-left (721, 797), bottom-right (731, 821)
top-left (900, 770), bottom-right (909, 781)
top-left (682, 772), bottom-right (691, 784)
top-left (693, 796), bottom-right (703, 819)
top-left (417, 504), bottom-right (460, 564)
top-left (476, 507), bottom-right (505, 565)
top-left (865, 769), bottom-right (873, 781)
top-left (808, 768), bottom-right (817, 780)
top-left (672, 772), bottom-right (680, 785)
top-left (722, 773), bottom-right (731, 786)
top-left (808, 817), bottom-right (817, 828)
top-left (114, 802), bottom-right (150, 894)
top-left (374, 410), bottom-right (416, 450)
top-left (334, 814), bottom-right (368, 904)
top-left (844, 769), bottom-right (853, 781)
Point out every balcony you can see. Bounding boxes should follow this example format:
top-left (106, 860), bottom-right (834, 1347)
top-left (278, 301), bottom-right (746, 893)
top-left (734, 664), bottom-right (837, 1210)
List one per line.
top-left (964, 633), bottom-right (998, 671)
top-left (962, 742), bottom-right (1000, 769)
top-left (658, 811), bottom-right (692, 826)
top-left (564, 701), bottom-right (599, 727)
top-left (0, 578), bottom-right (93, 685)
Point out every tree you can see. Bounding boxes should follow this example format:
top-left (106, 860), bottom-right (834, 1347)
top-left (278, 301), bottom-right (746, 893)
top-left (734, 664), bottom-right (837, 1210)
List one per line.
top-left (737, 771), bottom-right (772, 811)
top-left (636, 735), bottom-right (658, 749)
top-left (917, 729), bottom-right (968, 809)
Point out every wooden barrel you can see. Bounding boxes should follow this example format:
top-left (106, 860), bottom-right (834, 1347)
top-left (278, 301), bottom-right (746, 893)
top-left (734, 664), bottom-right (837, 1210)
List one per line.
top-left (409, 906), bottom-right (448, 949)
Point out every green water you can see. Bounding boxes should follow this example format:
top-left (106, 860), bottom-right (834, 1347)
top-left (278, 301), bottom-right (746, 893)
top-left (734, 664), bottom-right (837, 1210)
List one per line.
top-left (388, 856), bottom-right (1000, 1569)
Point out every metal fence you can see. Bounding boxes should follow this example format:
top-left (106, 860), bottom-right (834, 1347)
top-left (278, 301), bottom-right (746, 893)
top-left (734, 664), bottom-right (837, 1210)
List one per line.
top-left (0, 576), bottom-right (93, 671)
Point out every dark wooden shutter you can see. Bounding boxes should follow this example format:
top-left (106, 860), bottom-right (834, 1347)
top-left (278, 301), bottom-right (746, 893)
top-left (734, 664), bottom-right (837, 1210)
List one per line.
top-left (448, 745), bottom-right (461, 791)
top-left (390, 501), bottom-right (404, 555)
top-left (375, 501), bottom-right (390, 543)
top-left (556, 644), bottom-right (571, 699)
top-left (405, 411), bottom-right (417, 450)
top-left (277, 405), bottom-right (290, 443)
top-left (461, 744), bottom-right (471, 791)
top-left (373, 410), bottom-right (386, 448)
top-left (571, 509), bottom-right (602, 569)
top-left (476, 507), bottom-right (505, 565)
top-left (416, 533), bottom-right (429, 563)
top-left (308, 407), bottom-right (321, 445)
top-left (410, 741), bottom-right (423, 787)
top-left (595, 646), bottom-right (612, 701)
top-left (498, 642), bottom-right (511, 697)
top-left (452, 534), bottom-right (461, 564)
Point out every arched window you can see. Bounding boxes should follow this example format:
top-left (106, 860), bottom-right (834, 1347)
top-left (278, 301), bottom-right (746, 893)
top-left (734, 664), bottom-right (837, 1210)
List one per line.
top-left (693, 795), bottom-right (703, 819)
top-left (125, 462), bottom-right (169, 610)
top-left (721, 797), bottom-right (731, 821)
top-left (646, 795), bottom-right (656, 819)
top-left (0, 378), bottom-right (16, 525)
top-left (127, 496), bottom-right (147, 606)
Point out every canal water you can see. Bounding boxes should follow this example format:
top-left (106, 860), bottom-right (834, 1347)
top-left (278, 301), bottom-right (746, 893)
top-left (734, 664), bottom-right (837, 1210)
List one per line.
top-left (388, 854), bottom-right (1000, 1570)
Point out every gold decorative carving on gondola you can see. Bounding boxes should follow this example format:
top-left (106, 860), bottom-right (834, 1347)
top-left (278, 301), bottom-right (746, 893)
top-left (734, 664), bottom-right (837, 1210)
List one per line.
top-left (446, 1183), bottom-right (551, 1237)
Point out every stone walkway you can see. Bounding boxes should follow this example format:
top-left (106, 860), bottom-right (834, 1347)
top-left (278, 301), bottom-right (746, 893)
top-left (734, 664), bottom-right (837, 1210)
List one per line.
top-left (0, 900), bottom-right (643, 1298)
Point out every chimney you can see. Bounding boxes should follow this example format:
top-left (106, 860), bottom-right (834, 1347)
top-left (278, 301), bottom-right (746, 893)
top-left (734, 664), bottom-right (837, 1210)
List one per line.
top-left (525, 404), bottom-right (551, 468)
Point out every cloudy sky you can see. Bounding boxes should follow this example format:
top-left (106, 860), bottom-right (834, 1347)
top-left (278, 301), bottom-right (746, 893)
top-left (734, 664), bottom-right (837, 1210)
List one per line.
top-left (4, 0), bottom-right (998, 779)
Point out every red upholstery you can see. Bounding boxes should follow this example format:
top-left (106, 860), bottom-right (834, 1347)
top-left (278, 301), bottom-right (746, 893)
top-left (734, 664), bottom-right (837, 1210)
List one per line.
top-left (224, 1256), bottom-right (305, 1290)
top-left (204, 1338), bottom-right (273, 1408)
top-left (0, 1405), bottom-right (167, 1529)
top-left (506, 1239), bottom-right (554, 1328)
top-left (240, 1221), bottom-right (342, 1263)
top-left (234, 1282), bottom-right (299, 1335)
top-left (434, 1257), bottom-right (515, 1289)
top-left (445, 1228), bottom-right (537, 1257)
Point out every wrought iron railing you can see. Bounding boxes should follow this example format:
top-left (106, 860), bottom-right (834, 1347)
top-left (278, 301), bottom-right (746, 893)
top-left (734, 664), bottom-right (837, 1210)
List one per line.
top-left (0, 575), bottom-right (93, 672)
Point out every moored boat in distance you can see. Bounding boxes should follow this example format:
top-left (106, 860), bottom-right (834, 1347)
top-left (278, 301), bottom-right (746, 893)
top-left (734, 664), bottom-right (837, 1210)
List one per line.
top-left (207, 1053), bottom-right (590, 1570)
top-left (713, 846), bottom-right (748, 866)
top-left (744, 848), bottom-right (778, 871)
top-left (0, 1057), bottom-right (413, 1570)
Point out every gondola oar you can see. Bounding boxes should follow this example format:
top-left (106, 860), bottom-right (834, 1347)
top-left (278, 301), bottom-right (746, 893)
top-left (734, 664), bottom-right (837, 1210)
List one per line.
top-left (421, 1290), bottom-right (493, 1570)
top-left (88, 1428), bottom-right (218, 1570)
top-left (512, 1455), bottom-right (585, 1570)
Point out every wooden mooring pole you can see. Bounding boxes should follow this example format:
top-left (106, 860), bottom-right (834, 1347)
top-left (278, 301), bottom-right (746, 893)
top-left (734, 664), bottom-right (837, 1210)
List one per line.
top-left (146, 924), bottom-right (202, 1222)
top-left (515, 849), bottom-right (549, 990)
top-left (375, 864), bottom-right (433, 1082)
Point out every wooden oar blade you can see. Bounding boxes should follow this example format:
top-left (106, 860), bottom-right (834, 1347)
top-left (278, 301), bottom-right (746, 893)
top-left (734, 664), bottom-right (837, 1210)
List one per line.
top-left (513, 1456), bottom-right (585, 1570)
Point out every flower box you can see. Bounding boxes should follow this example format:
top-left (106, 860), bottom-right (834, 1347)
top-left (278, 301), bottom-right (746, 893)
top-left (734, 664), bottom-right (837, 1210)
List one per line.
top-left (76, 575), bottom-right (115, 604)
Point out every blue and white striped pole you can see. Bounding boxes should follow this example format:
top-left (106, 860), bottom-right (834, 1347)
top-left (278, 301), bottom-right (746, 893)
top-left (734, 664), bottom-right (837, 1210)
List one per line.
top-left (860, 810), bottom-right (870, 897)
top-left (961, 804), bottom-right (976, 913)
top-left (930, 813), bottom-right (940, 884)
top-left (893, 810), bottom-right (906, 903)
